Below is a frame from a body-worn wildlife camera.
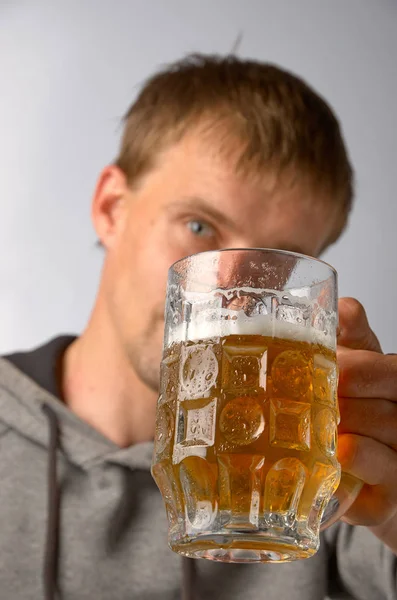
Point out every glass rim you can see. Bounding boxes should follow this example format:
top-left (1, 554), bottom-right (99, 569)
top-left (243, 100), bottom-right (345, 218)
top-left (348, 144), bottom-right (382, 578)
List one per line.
top-left (170, 247), bottom-right (337, 278)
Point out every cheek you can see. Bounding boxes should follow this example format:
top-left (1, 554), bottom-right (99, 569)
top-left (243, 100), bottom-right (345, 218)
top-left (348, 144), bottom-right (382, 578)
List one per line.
top-left (293, 207), bottom-right (335, 256)
top-left (129, 230), bottom-right (185, 313)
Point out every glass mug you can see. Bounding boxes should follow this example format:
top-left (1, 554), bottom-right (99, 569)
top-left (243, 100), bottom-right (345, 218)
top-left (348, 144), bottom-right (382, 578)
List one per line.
top-left (152, 249), bottom-right (362, 563)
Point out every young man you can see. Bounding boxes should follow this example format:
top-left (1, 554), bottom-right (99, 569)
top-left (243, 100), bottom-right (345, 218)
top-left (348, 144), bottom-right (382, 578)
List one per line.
top-left (0, 54), bottom-right (396, 600)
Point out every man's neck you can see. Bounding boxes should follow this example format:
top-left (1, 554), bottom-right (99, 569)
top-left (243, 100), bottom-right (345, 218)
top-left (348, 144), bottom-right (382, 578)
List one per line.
top-left (61, 310), bottom-right (158, 448)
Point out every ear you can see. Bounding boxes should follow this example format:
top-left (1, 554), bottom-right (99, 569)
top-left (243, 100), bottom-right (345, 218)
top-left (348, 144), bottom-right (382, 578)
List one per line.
top-left (91, 165), bottom-right (129, 250)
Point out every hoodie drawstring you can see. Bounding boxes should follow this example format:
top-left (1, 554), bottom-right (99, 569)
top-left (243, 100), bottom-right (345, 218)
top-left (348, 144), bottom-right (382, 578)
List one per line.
top-left (182, 557), bottom-right (196, 600)
top-left (42, 404), bottom-right (196, 600)
top-left (42, 404), bottom-right (60, 600)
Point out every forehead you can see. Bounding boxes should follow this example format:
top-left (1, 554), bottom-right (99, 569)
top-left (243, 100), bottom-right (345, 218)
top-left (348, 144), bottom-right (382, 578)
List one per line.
top-left (150, 128), bottom-right (329, 202)
top-left (136, 131), bottom-right (343, 255)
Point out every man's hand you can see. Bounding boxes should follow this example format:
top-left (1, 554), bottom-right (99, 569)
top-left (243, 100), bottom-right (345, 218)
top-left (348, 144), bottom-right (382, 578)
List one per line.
top-left (336, 298), bottom-right (397, 552)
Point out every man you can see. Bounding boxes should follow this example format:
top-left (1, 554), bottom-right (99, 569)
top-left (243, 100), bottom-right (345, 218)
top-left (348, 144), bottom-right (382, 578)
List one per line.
top-left (0, 54), bottom-right (396, 600)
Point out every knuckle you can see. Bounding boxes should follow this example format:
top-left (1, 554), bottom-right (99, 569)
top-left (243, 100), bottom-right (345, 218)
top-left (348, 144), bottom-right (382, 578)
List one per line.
top-left (371, 355), bottom-right (397, 397)
top-left (338, 357), bottom-right (371, 395)
top-left (369, 494), bottom-right (396, 526)
top-left (337, 433), bottom-right (359, 471)
top-left (388, 405), bottom-right (397, 435)
top-left (337, 355), bottom-right (354, 386)
top-left (384, 355), bottom-right (397, 382)
top-left (337, 396), bottom-right (354, 426)
top-left (342, 297), bottom-right (365, 322)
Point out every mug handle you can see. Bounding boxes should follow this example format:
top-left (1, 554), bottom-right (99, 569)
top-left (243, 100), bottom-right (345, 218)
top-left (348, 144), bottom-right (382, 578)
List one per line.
top-left (320, 472), bottom-right (363, 530)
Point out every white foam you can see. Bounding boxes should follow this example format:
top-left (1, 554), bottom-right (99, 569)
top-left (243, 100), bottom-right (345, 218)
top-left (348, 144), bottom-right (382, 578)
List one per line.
top-left (168, 309), bottom-right (334, 349)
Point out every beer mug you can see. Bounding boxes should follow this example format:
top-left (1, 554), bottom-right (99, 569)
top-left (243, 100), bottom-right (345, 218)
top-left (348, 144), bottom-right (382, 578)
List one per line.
top-left (152, 249), bottom-right (362, 563)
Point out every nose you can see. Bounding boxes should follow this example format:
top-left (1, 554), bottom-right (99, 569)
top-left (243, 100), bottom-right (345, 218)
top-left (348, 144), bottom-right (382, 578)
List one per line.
top-left (216, 249), bottom-right (298, 292)
top-left (169, 249), bottom-right (299, 306)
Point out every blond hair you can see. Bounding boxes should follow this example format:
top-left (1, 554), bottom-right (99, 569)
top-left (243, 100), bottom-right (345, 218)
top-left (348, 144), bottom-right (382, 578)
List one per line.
top-left (115, 54), bottom-right (354, 242)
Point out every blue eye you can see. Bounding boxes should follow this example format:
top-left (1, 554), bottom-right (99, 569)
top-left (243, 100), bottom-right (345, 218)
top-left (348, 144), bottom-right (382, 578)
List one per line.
top-left (187, 220), bottom-right (213, 237)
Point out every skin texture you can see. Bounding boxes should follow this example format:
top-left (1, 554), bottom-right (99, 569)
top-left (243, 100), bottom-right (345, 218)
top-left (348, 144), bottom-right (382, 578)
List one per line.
top-left (62, 130), bottom-right (397, 554)
top-left (336, 298), bottom-right (397, 551)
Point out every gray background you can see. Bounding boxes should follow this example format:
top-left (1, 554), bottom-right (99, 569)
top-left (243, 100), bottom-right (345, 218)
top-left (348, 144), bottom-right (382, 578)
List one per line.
top-left (1, 0), bottom-right (396, 353)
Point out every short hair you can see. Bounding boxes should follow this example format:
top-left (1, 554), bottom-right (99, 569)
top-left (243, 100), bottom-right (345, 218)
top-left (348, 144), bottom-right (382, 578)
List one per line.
top-left (115, 53), bottom-right (354, 244)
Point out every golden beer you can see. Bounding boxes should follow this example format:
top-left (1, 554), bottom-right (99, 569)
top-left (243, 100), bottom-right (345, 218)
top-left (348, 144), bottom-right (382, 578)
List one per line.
top-left (152, 331), bottom-right (340, 562)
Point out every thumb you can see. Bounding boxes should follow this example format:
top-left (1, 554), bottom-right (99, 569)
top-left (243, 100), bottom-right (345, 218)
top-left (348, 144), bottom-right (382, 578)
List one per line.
top-left (338, 297), bottom-right (382, 353)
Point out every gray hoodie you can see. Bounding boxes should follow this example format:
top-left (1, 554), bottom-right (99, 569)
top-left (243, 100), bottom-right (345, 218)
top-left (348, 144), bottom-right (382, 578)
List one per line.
top-left (0, 337), bottom-right (396, 600)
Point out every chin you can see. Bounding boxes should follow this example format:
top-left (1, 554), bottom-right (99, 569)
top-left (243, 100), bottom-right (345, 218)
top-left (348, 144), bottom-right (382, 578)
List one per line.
top-left (126, 317), bottom-right (165, 390)
top-left (132, 346), bottom-right (162, 392)
top-left (141, 365), bottom-right (161, 393)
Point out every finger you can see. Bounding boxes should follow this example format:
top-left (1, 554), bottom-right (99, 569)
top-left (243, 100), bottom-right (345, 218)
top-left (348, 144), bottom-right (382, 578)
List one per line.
top-left (338, 396), bottom-right (397, 450)
top-left (341, 484), bottom-right (397, 527)
top-left (337, 347), bottom-right (397, 401)
top-left (338, 298), bottom-right (382, 353)
top-left (338, 433), bottom-right (397, 526)
top-left (338, 434), bottom-right (397, 495)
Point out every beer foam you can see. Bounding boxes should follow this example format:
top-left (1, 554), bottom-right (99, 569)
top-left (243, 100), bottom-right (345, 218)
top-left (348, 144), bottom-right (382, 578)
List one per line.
top-left (168, 309), bottom-right (335, 349)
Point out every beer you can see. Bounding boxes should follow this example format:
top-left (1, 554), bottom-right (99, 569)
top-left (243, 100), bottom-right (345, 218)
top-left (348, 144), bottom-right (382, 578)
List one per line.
top-left (152, 322), bottom-right (340, 562)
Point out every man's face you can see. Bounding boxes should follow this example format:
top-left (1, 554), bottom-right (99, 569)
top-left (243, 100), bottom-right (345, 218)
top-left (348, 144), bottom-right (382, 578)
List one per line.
top-left (96, 131), bottom-right (342, 392)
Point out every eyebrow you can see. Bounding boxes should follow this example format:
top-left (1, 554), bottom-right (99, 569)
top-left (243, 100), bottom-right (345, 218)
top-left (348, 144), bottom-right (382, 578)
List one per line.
top-left (165, 197), bottom-right (238, 231)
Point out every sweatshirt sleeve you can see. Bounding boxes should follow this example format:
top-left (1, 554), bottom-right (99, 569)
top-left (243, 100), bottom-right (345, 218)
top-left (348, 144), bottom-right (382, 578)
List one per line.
top-left (324, 522), bottom-right (397, 599)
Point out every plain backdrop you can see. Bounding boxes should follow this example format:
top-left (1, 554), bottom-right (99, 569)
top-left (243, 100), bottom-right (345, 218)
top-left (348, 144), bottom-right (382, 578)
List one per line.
top-left (0, 0), bottom-right (396, 353)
